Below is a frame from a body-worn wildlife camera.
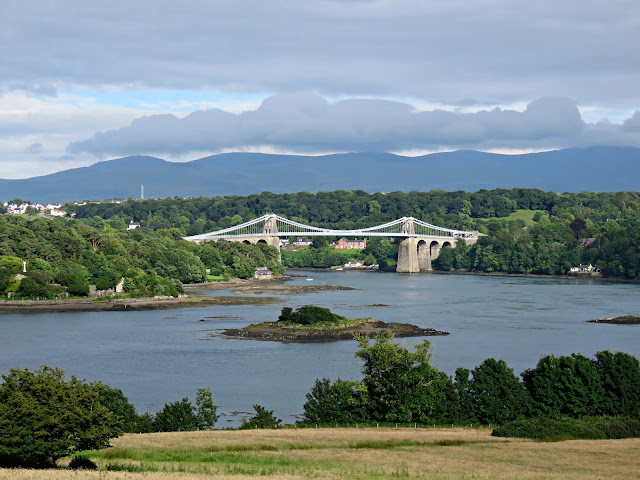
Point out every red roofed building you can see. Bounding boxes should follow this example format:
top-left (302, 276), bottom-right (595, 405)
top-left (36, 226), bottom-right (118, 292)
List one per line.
top-left (335, 238), bottom-right (366, 249)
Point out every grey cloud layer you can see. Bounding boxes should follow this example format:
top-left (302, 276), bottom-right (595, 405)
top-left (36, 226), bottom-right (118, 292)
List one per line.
top-left (2, 0), bottom-right (639, 105)
top-left (67, 93), bottom-right (640, 156)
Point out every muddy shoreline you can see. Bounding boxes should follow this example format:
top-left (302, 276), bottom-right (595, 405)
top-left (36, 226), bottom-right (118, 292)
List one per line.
top-left (289, 266), bottom-right (640, 284)
top-left (232, 284), bottom-right (357, 295)
top-left (182, 276), bottom-right (292, 291)
top-left (0, 295), bottom-right (283, 314)
top-left (221, 320), bottom-right (449, 343)
top-left (0, 277), bottom-right (357, 314)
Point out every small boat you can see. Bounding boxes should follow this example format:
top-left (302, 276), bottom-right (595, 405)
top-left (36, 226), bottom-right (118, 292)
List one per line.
top-left (306, 278), bottom-right (313, 281)
top-left (335, 267), bottom-right (344, 271)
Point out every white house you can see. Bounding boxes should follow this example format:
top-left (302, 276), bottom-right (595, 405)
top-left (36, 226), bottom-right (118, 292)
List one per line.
top-left (254, 267), bottom-right (273, 279)
top-left (569, 264), bottom-right (600, 274)
top-left (293, 237), bottom-right (313, 246)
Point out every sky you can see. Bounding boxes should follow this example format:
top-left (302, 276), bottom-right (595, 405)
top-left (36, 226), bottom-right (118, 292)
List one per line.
top-left (1, 0), bottom-right (640, 179)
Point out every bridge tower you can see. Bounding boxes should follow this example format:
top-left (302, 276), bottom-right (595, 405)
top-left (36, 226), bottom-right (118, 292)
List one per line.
top-left (396, 218), bottom-right (420, 273)
top-left (262, 215), bottom-right (281, 260)
top-left (263, 214), bottom-right (278, 235)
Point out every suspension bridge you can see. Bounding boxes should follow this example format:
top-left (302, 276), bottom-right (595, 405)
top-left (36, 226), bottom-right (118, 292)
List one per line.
top-left (183, 214), bottom-right (480, 273)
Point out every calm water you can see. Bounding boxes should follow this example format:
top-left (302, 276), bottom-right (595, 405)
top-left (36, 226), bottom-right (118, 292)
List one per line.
top-left (1, 271), bottom-right (638, 425)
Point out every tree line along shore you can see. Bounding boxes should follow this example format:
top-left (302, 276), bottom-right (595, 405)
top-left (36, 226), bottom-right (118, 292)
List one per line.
top-left (69, 188), bottom-right (640, 278)
top-left (1, 188), bottom-right (639, 304)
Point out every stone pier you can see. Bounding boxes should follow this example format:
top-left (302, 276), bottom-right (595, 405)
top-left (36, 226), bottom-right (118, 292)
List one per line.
top-left (397, 237), bottom-right (420, 273)
top-left (396, 218), bottom-right (419, 273)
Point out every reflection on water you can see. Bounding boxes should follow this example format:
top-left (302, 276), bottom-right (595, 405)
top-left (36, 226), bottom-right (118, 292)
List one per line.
top-left (1, 270), bottom-right (638, 424)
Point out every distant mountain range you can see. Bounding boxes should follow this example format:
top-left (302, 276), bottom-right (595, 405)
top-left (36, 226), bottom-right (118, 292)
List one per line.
top-left (1, 146), bottom-right (638, 203)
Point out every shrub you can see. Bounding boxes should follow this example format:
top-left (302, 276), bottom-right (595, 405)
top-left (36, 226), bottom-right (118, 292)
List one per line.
top-left (282, 305), bottom-right (345, 325)
top-left (492, 416), bottom-right (640, 440)
top-left (278, 307), bottom-right (293, 322)
top-left (69, 455), bottom-right (98, 470)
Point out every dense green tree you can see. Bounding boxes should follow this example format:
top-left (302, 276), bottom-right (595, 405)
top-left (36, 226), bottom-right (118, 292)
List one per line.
top-left (302, 378), bottom-right (368, 424)
top-left (458, 358), bottom-right (531, 425)
top-left (522, 354), bottom-right (605, 418)
top-left (356, 333), bottom-right (455, 423)
top-left (278, 307), bottom-right (293, 322)
top-left (239, 405), bottom-right (282, 429)
top-left (0, 366), bottom-right (122, 468)
top-left (282, 305), bottom-right (345, 325)
top-left (95, 384), bottom-right (140, 433)
top-left (56, 266), bottom-right (90, 296)
top-left (433, 245), bottom-right (454, 270)
top-left (311, 236), bottom-right (328, 249)
top-left (134, 412), bottom-right (156, 433)
top-left (594, 351), bottom-right (640, 418)
top-left (454, 367), bottom-right (474, 420)
top-left (16, 276), bottom-right (48, 299)
top-left (362, 237), bottom-right (398, 266)
top-left (195, 387), bottom-right (219, 430)
top-left (153, 397), bottom-right (199, 432)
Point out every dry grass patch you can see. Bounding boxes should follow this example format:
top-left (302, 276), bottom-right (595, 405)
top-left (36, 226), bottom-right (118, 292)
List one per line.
top-left (2, 428), bottom-right (638, 480)
top-left (110, 426), bottom-right (495, 451)
top-left (0, 471), bottom-right (310, 480)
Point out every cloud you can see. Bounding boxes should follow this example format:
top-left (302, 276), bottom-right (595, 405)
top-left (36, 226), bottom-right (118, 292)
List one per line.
top-left (66, 93), bottom-right (640, 156)
top-left (0, 91), bottom-right (179, 178)
top-left (1, 1), bottom-right (639, 107)
top-left (25, 142), bottom-right (43, 154)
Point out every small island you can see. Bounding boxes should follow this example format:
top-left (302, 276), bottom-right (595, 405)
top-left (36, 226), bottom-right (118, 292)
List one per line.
top-left (221, 305), bottom-right (449, 343)
top-left (588, 315), bottom-right (640, 325)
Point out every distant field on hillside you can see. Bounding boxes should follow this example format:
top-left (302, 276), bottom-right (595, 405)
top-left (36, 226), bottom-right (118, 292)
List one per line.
top-left (2, 427), bottom-right (638, 479)
top-left (478, 209), bottom-right (542, 225)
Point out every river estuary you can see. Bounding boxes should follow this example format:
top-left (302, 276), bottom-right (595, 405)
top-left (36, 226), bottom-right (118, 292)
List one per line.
top-left (1, 271), bottom-right (639, 425)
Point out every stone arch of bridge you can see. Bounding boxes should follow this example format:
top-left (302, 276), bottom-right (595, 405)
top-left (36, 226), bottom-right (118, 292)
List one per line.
top-left (429, 240), bottom-right (441, 260)
top-left (417, 239), bottom-right (431, 271)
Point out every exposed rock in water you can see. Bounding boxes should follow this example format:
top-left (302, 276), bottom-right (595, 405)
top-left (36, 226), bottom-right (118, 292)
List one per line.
top-left (588, 315), bottom-right (640, 325)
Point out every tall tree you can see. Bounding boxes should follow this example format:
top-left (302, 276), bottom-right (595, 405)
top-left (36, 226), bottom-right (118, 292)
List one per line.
top-left (153, 398), bottom-right (198, 432)
top-left (356, 332), bottom-right (457, 423)
top-left (195, 387), bottom-right (219, 430)
top-left (459, 358), bottom-right (531, 424)
top-left (522, 354), bottom-right (605, 418)
top-left (0, 366), bottom-right (122, 468)
top-left (594, 350), bottom-right (640, 418)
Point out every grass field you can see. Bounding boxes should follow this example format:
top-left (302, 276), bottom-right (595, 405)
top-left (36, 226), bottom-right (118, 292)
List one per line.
top-left (478, 209), bottom-right (543, 226)
top-left (2, 427), bottom-right (639, 479)
top-left (206, 274), bottom-right (228, 282)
